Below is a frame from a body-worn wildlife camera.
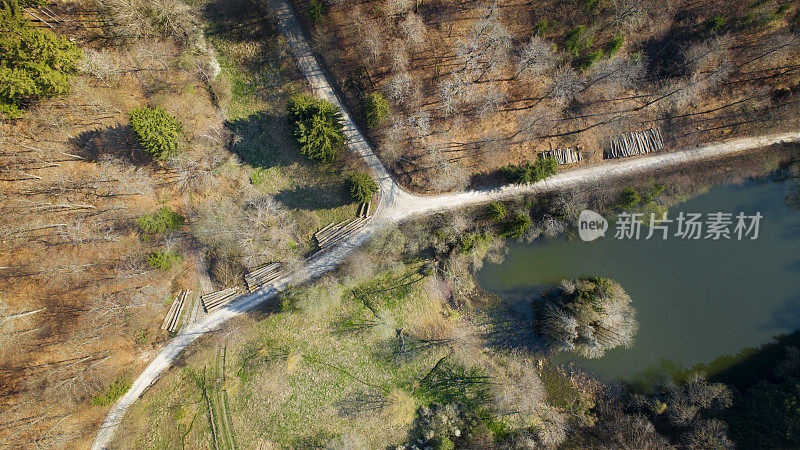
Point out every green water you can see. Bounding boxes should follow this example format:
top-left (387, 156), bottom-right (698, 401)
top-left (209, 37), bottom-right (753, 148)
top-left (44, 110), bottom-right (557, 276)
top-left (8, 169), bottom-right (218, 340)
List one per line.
top-left (477, 176), bottom-right (800, 380)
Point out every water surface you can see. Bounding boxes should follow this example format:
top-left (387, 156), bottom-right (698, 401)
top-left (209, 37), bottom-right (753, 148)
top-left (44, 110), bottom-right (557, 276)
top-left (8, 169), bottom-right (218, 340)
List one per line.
top-left (477, 176), bottom-right (800, 380)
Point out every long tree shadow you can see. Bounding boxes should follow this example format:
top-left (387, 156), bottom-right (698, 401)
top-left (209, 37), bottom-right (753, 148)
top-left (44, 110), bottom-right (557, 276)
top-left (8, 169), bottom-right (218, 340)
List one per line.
top-left (226, 111), bottom-right (296, 169)
top-left (274, 184), bottom-right (351, 211)
top-left (72, 124), bottom-right (153, 166)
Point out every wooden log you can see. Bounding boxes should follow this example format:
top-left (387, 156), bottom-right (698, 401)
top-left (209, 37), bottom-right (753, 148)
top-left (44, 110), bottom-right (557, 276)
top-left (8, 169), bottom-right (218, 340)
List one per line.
top-left (247, 262), bottom-right (280, 279)
top-left (319, 218), bottom-right (365, 248)
top-left (314, 221), bottom-right (336, 238)
top-left (204, 288), bottom-right (241, 312)
top-left (167, 291), bottom-right (187, 332)
top-left (315, 219), bottom-right (349, 243)
top-left (364, 201), bottom-right (371, 217)
top-left (320, 218), bottom-right (366, 247)
top-left (161, 294), bottom-right (180, 330)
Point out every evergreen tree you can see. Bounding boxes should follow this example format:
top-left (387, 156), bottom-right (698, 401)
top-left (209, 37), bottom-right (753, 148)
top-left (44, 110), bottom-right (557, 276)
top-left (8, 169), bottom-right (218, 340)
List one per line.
top-left (365, 92), bottom-right (389, 129)
top-left (287, 94), bottom-right (345, 163)
top-left (345, 172), bottom-right (378, 203)
top-left (128, 106), bottom-right (182, 160)
top-left (0, 0), bottom-right (81, 118)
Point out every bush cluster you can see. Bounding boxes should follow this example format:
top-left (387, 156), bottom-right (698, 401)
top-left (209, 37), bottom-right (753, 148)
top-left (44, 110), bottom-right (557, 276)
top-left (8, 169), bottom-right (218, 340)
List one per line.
top-left (137, 206), bottom-right (185, 235)
top-left (146, 251), bottom-right (182, 270)
top-left (501, 157), bottom-right (558, 184)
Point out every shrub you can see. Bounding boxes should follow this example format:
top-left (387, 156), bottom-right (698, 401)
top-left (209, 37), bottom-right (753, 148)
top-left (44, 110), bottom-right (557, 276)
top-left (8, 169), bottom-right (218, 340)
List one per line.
top-left (564, 26), bottom-right (592, 56)
top-left (486, 202), bottom-right (507, 221)
top-left (128, 106), bottom-right (182, 160)
top-left (501, 214), bottom-right (531, 238)
top-left (146, 251), bottom-right (182, 270)
top-left (345, 172), bottom-right (378, 203)
top-left (0, 0), bottom-right (81, 118)
top-left (502, 157), bottom-right (558, 184)
top-left (614, 187), bottom-right (641, 209)
top-left (533, 19), bottom-right (552, 36)
top-left (604, 34), bottom-right (624, 58)
top-left (708, 15), bottom-right (727, 32)
top-left (137, 206), bottom-right (185, 234)
top-left (307, 0), bottom-right (326, 24)
top-left (365, 92), bottom-right (389, 129)
top-left (91, 378), bottom-right (131, 406)
top-left (581, 49), bottom-right (604, 70)
top-left (287, 94), bottom-right (345, 163)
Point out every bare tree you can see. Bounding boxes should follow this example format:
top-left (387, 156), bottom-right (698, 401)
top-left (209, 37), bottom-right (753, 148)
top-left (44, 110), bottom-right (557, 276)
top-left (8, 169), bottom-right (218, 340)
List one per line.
top-left (79, 50), bottom-right (123, 85)
top-left (399, 13), bottom-right (426, 52)
top-left (478, 84), bottom-right (507, 119)
top-left (388, 41), bottom-right (409, 73)
top-left (612, 0), bottom-right (646, 31)
top-left (516, 36), bottom-right (558, 80)
top-left (456, 6), bottom-right (511, 80)
top-left (550, 67), bottom-right (584, 104)
top-left (384, 0), bottom-right (412, 16)
top-left (359, 20), bottom-right (386, 66)
top-left (386, 71), bottom-right (412, 103)
top-left (409, 111), bottom-right (431, 139)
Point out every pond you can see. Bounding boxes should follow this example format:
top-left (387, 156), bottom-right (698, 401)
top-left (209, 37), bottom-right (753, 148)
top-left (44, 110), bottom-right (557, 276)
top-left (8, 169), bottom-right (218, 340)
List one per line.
top-left (477, 174), bottom-right (800, 380)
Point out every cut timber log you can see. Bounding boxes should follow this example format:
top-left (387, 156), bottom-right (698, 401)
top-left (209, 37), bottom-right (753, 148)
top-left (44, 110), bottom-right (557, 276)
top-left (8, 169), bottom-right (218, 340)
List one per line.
top-left (604, 127), bottom-right (664, 159)
top-left (161, 290), bottom-right (189, 332)
top-left (245, 263), bottom-right (283, 291)
top-left (201, 287), bottom-right (241, 312)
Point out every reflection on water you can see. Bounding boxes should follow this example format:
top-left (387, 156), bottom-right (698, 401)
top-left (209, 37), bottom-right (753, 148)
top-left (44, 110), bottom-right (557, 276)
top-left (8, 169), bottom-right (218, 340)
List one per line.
top-left (477, 176), bottom-right (800, 380)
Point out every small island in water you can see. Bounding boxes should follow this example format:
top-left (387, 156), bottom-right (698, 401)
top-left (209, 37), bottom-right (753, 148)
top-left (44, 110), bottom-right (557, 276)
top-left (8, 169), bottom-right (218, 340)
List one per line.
top-left (536, 277), bottom-right (638, 359)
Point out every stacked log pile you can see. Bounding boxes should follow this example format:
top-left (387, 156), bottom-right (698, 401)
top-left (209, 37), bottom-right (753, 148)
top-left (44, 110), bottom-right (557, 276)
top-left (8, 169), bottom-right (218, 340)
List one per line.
top-left (314, 217), bottom-right (368, 250)
top-left (314, 205), bottom-right (371, 251)
top-left (357, 201), bottom-right (371, 218)
top-left (161, 290), bottom-right (190, 332)
top-left (244, 262), bottom-right (284, 291)
top-left (540, 147), bottom-right (582, 165)
top-left (605, 127), bottom-right (664, 159)
top-left (201, 287), bottom-right (242, 313)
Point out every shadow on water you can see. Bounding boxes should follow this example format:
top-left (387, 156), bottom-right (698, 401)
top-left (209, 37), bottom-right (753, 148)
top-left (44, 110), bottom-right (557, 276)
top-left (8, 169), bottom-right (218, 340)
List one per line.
top-left (479, 284), bottom-right (551, 353)
top-left (760, 294), bottom-right (800, 332)
top-left (628, 330), bottom-right (800, 392)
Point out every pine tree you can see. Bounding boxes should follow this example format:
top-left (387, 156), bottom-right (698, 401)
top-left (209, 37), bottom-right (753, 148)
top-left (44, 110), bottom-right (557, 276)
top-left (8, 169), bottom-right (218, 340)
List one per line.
top-left (128, 106), bottom-right (182, 160)
top-left (287, 94), bottom-right (345, 163)
top-left (0, 0), bottom-right (81, 118)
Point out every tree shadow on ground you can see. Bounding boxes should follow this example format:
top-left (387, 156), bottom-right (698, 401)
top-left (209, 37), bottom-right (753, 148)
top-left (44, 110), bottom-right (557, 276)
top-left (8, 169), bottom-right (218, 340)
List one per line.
top-left (274, 185), bottom-right (350, 211)
top-left (226, 111), bottom-right (296, 169)
top-left (202, 0), bottom-right (283, 71)
top-left (72, 124), bottom-right (153, 166)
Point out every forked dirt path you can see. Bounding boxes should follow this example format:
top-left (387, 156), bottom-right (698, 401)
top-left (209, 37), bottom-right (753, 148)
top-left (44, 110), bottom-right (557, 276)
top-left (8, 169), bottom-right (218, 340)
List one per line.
top-left (91, 0), bottom-right (800, 447)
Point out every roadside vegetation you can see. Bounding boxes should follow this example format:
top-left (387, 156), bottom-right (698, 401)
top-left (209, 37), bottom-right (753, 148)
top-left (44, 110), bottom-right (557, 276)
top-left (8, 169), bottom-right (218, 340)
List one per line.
top-left (118, 144), bottom-right (800, 448)
top-left (295, 0), bottom-right (800, 192)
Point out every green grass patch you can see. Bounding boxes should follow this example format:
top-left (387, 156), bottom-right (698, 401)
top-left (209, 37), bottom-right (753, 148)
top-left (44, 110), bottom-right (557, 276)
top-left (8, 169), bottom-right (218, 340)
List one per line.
top-left (92, 378), bottom-right (132, 406)
top-left (137, 206), bottom-right (185, 234)
top-left (147, 251), bottom-right (182, 270)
